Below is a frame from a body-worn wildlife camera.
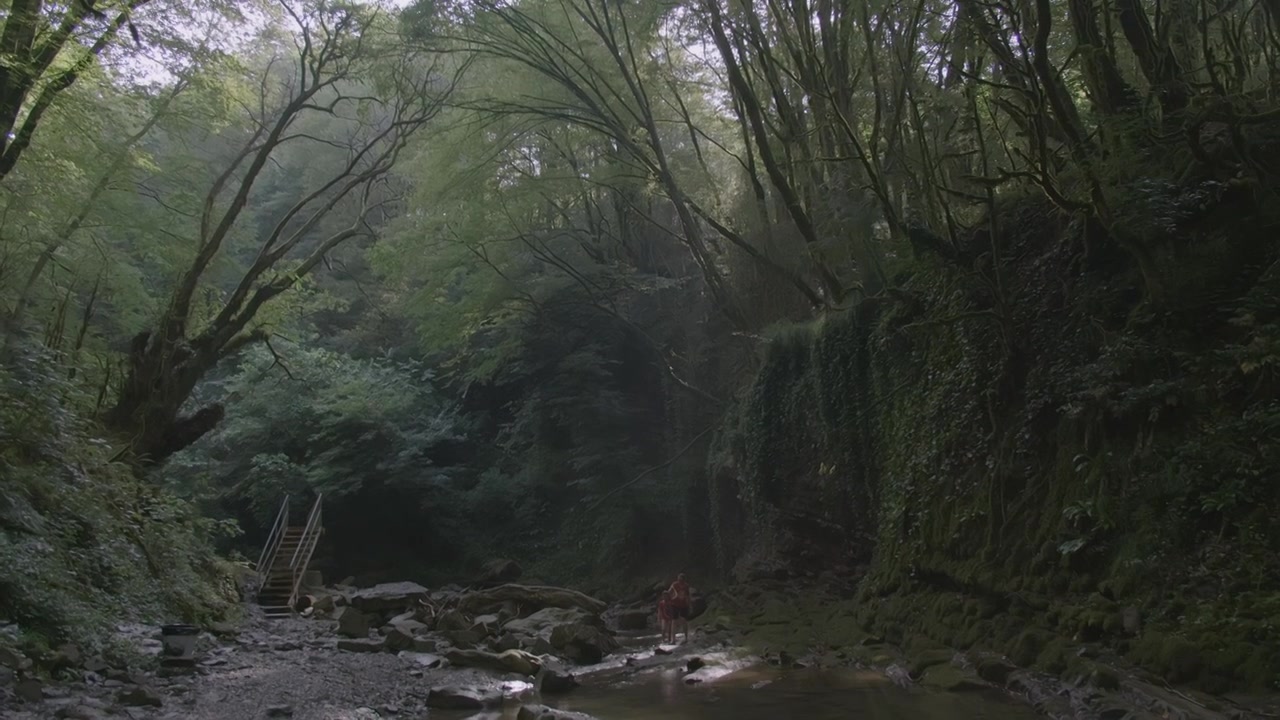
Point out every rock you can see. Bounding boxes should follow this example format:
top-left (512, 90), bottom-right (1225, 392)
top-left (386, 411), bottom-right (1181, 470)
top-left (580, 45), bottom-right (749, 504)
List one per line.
top-left (977, 658), bottom-right (1017, 685)
top-left (302, 570), bottom-right (323, 588)
top-left (524, 637), bottom-right (558, 656)
top-left (425, 685), bottom-right (502, 710)
top-left (347, 582), bottom-right (430, 614)
top-left (335, 607), bottom-right (371, 638)
top-left (517, 705), bottom-right (597, 720)
top-left (412, 637), bottom-right (439, 653)
top-left (921, 665), bottom-right (988, 692)
top-left (267, 705), bottom-right (294, 717)
top-left (443, 629), bottom-right (482, 648)
top-left (117, 686), bottom-right (163, 707)
top-left (504, 607), bottom-right (601, 638)
top-left (615, 609), bottom-right (650, 631)
top-left (491, 633), bottom-right (522, 652)
top-left (312, 594), bottom-right (336, 614)
top-left (207, 621), bottom-right (239, 637)
top-left (336, 638), bottom-right (386, 653)
top-left (82, 657), bottom-right (109, 673)
top-left (1121, 607), bottom-right (1141, 636)
top-left (56, 705), bottom-right (108, 720)
top-left (445, 648), bottom-right (542, 676)
top-left (459, 584), bottom-right (607, 616)
top-left (689, 595), bottom-right (708, 620)
top-left (52, 643), bottom-right (83, 669)
top-left (550, 623), bottom-right (618, 664)
top-left (0, 665), bottom-right (13, 686)
top-left (538, 663), bottom-right (579, 694)
top-left (15, 677), bottom-right (43, 703)
top-left (477, 559), bottom-right (523, 585)
top-left (0, 647), bottom-right (32, 670)
top-left (908, 649), bottom-right (955, 677)
top-left (471, 614), bottom-right (502, 635)
top-left (686, 657), bottom-right (706, 672)
top-left (399, 651), bottom-right (443, 668)
top-left (434, 610), bottom-right (470, 633)
top-left (384, 627), bottom-right (416, 652)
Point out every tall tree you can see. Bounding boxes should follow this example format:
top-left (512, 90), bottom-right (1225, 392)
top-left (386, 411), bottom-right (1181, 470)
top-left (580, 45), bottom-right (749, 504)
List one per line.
top-left (104, 1), bottom-right (460, 465)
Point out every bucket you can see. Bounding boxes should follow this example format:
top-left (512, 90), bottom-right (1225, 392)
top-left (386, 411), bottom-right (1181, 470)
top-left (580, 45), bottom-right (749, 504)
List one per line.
top-left (159, 624), bottom-right (199, 660)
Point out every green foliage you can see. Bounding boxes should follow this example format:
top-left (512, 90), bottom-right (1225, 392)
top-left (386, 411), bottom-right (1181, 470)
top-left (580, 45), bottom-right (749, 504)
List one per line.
top-left (710, 188), bottom-right (1280, 691)
top-left (0, 348), bottom-right (236, 649)
top-left (168, 345), bottom-right (466, 524)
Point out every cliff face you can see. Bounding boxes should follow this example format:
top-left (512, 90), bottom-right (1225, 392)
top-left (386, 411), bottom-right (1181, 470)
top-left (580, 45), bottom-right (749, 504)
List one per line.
top-left (708, 189), bottom-right (1280, 693)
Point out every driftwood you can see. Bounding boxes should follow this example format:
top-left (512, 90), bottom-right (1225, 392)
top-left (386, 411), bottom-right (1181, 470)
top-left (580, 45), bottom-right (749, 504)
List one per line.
top-left (457, 584), bottom-right (607, 616)
top-left (444, 648), bottom-right (542, 676)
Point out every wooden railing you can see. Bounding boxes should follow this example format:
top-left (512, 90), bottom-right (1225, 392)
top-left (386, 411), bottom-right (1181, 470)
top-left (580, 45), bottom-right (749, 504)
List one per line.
top-left (287, 493), bottom-right (323, 610)
top-left (256, 495), bottom-right (290, 584)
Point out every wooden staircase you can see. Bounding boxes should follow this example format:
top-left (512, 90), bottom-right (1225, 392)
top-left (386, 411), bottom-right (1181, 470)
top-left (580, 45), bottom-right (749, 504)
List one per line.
top-left (255, 495), bottom-right (323, 618)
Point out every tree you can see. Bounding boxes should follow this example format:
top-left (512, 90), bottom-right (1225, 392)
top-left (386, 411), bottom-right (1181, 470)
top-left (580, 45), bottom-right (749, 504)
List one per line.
top-left (0, 0), bottom-right (156, 181)
top-left (104, 0), bottom-right (461, 465)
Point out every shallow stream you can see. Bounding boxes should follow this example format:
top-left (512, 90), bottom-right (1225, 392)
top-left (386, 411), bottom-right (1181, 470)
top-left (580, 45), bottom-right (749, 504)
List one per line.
top-left (535, 663), bottom-right (1045, 719)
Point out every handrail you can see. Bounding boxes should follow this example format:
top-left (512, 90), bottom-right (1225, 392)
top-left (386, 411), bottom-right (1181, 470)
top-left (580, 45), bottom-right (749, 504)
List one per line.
top-left (287, 493), bottom-right (323, 610)
top-left (256, 495), bottom-right (290, 582)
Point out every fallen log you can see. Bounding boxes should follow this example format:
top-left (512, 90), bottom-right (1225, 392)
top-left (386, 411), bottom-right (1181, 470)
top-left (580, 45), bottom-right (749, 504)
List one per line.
top-left (444, 648), bottom-right (542, 676)
top-left (457, 584), bottom-right (607, 616)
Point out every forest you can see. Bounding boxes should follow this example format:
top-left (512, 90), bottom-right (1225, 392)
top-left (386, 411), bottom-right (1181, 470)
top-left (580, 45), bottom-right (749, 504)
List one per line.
top-left (0, 0), bottom-right (1277, 709)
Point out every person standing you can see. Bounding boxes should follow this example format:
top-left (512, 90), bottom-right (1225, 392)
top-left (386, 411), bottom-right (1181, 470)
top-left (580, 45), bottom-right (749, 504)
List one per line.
top-left (665, 573), bottom-right (692, 643)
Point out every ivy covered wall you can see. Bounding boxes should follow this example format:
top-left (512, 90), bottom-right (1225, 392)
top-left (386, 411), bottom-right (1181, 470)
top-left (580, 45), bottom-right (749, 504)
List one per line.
top-left (708, 191), bottom-right (1280, 692)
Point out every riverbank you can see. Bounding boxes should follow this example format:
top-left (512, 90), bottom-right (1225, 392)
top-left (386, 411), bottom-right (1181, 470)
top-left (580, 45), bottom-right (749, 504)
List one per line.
top-left (693, 576), bottom-right (1279, 720)
top-left (3, 577), bottom-right (1276, 720)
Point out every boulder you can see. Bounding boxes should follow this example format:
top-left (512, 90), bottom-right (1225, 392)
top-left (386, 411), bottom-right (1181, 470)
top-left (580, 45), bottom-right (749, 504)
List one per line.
top-left (537, 662), bottom-right (579, 694)
top-left (921, 665), bottom-right (988, 693)
top-left (614, 609), bottom-right (650, 631)
top-left (335, 607), bottom-right (370, 638)
top-left (386, 617), bottom-right (428, 637)
top-left (435, 610), bottom-right (471, 633)
top-left (459, 584), bottom-right (607, 616)
top-left (976, 658), bottom-right (1017, 685)
top-left (549, 623), bottom-right (619, 664)
top-left (384, 627), bottom-right (416, 652)
top-left (117, 686), bottom-right (163, 707)
top-left (15, 677), bottom-right (43, 703)
top-left (426, 684), bottom-right (502, 710)
top-left (517, 705), bottom-right (597, 720)
top-left (312, 594), bottom-right (336, 614)
top-left (491, 633), bottom-right (522, 652)
top-left (336, 638), bottom-right (386, 653)
top-left (347, 582), bottom-right (430, 613)
top-left (443, 629), bottom-right (483, 649)
top-left (471, 614), bottom-right (502, 635)
top-left (504, 607), bottom-right (600, 638)
top-left (445, 648), bottom-right (542, 676)
top-left (412, 637), bottom-right (439, 653)
top-left (0, 647), bottom-right (32, 670)
top-left (524, 637), bottom-right (558, 656)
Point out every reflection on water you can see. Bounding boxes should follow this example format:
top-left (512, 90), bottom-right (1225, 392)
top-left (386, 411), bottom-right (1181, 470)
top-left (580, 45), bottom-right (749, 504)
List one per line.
top-left (525, 665), bottom-right (1043, 720)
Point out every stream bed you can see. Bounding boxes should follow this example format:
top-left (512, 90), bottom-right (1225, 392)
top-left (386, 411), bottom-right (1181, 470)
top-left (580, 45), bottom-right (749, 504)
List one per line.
top-left (538, 665), bottom-right (1045, 720)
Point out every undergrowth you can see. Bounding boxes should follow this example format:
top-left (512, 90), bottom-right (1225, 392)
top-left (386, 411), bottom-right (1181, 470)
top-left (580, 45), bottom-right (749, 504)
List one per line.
top-left (708, 188), bottom-right (1280, 693)
top-left (0, 347), bottom-right (238, 660)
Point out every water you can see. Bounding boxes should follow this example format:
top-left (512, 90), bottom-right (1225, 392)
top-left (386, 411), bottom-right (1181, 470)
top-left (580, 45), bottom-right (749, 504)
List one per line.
top-left (535, 663), bottom-right (1045, 720)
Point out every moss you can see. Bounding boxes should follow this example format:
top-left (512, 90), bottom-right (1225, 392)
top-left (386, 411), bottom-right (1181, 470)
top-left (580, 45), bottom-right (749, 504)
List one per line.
top-left (706, 191), bottom-right (1280, 695)
top-left (909, 649), bottom-right (956, 677)
top-left (1130, 633), bottom-right (1203, 684)
top-left (1009, 630), bottom-right (1050, 667)
top-left (1036, 638), bottom-right (1070, 675)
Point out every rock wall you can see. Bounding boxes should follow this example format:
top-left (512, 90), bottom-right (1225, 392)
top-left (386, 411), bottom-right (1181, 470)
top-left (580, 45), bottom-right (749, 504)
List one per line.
top-left (707, 191), bottom-right (1280, 693)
